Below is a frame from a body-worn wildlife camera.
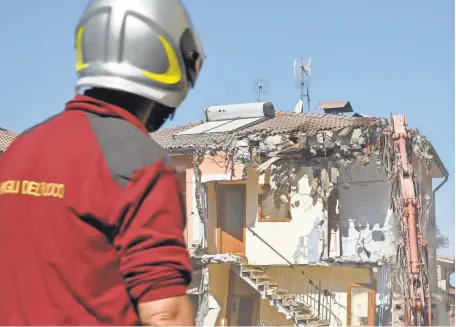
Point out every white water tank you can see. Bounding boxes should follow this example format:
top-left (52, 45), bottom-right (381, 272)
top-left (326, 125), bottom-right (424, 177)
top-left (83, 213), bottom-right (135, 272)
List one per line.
top-left (204, 102), bottom-right (275, 122)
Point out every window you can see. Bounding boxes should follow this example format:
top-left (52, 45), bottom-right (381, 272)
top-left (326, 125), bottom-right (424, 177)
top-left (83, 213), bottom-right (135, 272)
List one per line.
top-left (258, 171), bottom-right (291, 222)
top-left (347, 283), bottom-right (376, 326)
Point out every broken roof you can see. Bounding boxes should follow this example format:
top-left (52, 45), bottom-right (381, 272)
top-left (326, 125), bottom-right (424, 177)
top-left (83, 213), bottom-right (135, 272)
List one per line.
top-left (151, 110), bottom-right (378, 150)
top-left (0, 127), bottom-right (18, 153)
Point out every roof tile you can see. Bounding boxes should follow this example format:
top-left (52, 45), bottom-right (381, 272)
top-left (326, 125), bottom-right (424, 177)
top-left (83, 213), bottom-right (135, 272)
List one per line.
top-left (0, 127), bottom-right (18, 153)
top-left (151, 111), bottom-right (378, 150)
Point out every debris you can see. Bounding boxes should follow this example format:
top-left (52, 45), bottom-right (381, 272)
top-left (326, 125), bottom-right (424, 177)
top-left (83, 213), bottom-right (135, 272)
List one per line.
top-left (200, 254), bottom-right (241, 264)
top-left (350, 128), bottom-right (362, 146)
top-left (255, 157), bottom-right (280, 172)
top-left (330, 167), bottom-right (339, 183)
top-left (310, 178), bottom-right (319, 197)
top-left (357, 156), bottom-right (370, 165)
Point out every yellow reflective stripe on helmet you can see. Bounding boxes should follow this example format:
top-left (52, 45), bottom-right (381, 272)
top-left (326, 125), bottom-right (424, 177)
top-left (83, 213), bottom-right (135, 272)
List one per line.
top-left (76, 26), bottom-right (89, 72)
top-left (142, 35), bottom-right (182, 85)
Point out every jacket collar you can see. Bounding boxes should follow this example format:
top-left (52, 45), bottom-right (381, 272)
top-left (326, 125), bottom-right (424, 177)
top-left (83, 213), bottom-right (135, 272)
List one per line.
top-left (65, 94), bottom-right (149, 134)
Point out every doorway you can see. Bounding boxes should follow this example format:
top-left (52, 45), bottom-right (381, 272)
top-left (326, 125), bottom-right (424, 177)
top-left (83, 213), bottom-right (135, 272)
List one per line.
top-left (347, 283), bottom-right (376, 326)
top-left (216, 184), bottom-right (246, 256)
top-left (228, 296), bottom-right (259, 326)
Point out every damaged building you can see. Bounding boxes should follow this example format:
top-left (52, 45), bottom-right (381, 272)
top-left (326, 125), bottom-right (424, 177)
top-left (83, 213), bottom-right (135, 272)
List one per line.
top-left (151, 101), bottom-right (449, 326)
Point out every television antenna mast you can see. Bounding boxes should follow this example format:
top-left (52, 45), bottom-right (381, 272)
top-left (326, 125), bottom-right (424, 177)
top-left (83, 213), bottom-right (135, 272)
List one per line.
top-left (293, 57), bottom-right (311, 112)
top-left (253, 78), bottom-right (269, 102)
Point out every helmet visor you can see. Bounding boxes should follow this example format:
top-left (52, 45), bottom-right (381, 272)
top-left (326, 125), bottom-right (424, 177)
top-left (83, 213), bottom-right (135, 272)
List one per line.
top-left (180, 28), bottom-right (204, 88)
top-left (186, 51), bottom-right (203, 87)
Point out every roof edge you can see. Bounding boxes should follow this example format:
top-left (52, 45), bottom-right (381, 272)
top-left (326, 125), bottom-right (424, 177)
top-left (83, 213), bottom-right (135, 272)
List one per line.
top-left (430, 143), bottom-right (449, 178)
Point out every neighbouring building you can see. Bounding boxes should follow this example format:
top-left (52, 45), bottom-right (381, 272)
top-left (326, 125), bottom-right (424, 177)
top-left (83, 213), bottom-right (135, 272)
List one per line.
top-left (436, 255), bottom-right (455, 326)
top-left (437, 255), bottom-right (455, 294)
top-left (0, 127), bottom-right (18, 154)
top-left (151, 101), bottom-right (448, 326)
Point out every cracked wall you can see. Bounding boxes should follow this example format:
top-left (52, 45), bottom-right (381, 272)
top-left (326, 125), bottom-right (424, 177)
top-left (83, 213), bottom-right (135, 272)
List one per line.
top-left (245, 160), bottom-right (399, 266)
top-left (246, 162), bottom-right (327, 266)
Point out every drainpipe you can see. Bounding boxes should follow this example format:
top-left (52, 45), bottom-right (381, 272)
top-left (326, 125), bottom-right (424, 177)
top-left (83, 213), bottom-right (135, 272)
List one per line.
top-left (433, 175), bottom-right (449, 195)
top-left (429, 175), bottom-right (449, 325)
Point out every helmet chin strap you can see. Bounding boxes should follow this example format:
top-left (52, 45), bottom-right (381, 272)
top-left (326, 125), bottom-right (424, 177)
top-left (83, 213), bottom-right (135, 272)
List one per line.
top-left (140, 102), bottom-right (176, 133)
top-left (137, 104), bottom-right (154, 126)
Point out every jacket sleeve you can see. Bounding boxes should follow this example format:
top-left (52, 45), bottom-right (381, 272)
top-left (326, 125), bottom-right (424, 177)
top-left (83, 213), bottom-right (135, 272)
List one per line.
top-left (112, 161), bottom-right (192, 303)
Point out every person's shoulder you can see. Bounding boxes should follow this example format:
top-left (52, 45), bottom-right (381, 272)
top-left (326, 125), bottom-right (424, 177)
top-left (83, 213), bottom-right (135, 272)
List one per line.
top-left (19, 113), bottom-right (62, 137)
top-left (86, 113), bottom-right (174, 187)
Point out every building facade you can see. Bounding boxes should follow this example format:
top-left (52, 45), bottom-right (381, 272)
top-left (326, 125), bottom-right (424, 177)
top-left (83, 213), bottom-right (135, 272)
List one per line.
top-left (152, 102), bottom-right (448, 326)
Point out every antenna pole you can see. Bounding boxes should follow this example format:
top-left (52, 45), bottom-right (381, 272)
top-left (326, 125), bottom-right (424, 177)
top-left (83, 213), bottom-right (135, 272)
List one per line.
top-left (306, 83), bottom-right (311, 111)
top-left (293, 57), bottom-right (312, 112)
top-left (253, 79), bottom-right (268, 102)
top-left (258, 81), bottom-right (262, 102)
top-left (255, 80), bottom-right (264, 102)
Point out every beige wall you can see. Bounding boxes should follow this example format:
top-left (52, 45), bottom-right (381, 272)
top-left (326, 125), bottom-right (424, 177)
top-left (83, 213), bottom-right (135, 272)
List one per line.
top-left (232, 272), bottom-right (257, 297)
top-left (259, 300), bottom-right (294, 326)
top-left (208, 263), bottom-right (231, 326)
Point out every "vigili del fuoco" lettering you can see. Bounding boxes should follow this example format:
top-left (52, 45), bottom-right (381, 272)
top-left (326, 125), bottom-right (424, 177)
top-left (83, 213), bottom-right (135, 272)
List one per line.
top-left (0, 180), bottom-right (65, 199)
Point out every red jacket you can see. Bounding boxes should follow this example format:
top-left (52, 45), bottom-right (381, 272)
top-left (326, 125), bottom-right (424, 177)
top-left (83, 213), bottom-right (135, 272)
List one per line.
top-left (0, 95), bottom-right (191, 325)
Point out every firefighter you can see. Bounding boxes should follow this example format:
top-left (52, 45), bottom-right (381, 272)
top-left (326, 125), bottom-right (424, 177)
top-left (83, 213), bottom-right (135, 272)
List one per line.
top-left (0, 0), bottom-right (204, 325)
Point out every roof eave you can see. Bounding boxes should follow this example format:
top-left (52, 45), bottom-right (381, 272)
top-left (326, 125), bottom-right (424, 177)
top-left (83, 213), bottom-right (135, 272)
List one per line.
top-left (430, 144), bottom-right (448, 179)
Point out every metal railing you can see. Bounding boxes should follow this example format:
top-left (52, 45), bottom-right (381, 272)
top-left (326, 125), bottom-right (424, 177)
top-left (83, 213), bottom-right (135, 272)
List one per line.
top-left (248, 228), bottom-right (343, 325)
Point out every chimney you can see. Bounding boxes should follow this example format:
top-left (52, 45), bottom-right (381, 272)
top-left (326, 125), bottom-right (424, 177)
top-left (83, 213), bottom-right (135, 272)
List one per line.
top-left (317, 101), bottom-right (353, 115)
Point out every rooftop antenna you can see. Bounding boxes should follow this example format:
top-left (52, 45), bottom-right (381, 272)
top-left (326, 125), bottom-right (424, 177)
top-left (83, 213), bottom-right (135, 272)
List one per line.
top-left (293, 57), bottom-right (311, 112)
top-left (253, 78), bottom-right (269, 102)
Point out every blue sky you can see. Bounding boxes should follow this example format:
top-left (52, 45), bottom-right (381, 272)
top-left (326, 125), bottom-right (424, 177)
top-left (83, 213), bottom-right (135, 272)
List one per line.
top-left (0, 1), bottom-right (454, 254)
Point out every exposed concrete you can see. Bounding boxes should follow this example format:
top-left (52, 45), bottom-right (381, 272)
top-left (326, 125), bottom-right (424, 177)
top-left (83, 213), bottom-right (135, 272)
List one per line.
top-left (200, 254), bottom-right (241, 264)
top-left (336, 162), bottom-right (395, 263)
